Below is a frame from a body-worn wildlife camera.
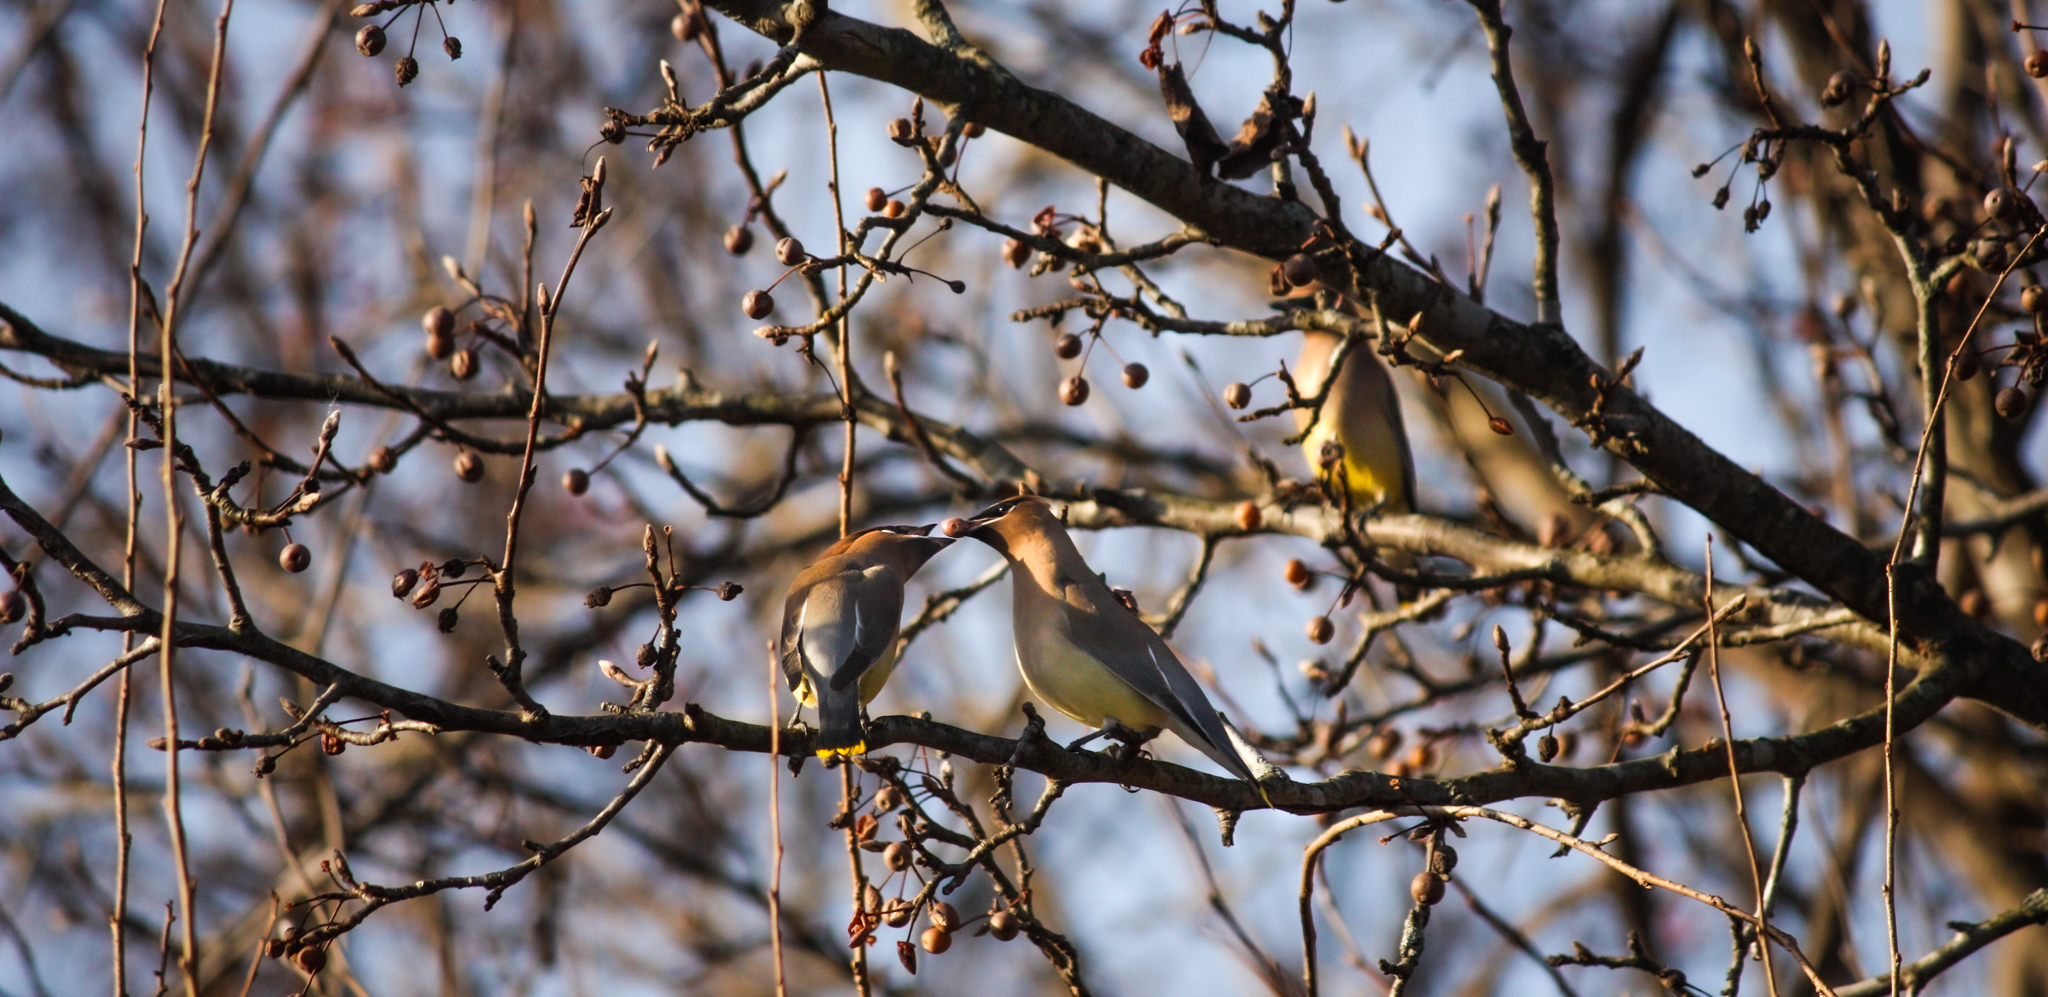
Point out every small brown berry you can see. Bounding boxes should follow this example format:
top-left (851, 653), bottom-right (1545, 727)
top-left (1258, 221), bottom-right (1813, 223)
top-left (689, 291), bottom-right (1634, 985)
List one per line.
top-left (1121, 362), bottom-right (1149, 389)
top-left (1820, 70), bottom-right (1854, 107)
top-left (742, 289), bottom-right (774, 320)
top-left (448, 348), bottom-right (477, 380)
top-left (1002, 238), bottom-right (1030, 269)
top-left (963, 121), bottom-right (986, 139)
top-left (1996, 385), bottom-right (2028, 419)
top-left (670, 11), bottom-right (700, 42)
top-left (562, 468), bottom-right (590, 496)
top-left (865, 187), bottom-right (887, 212)
top-left (587, 743), bottom-right (616, 759)
top-left (2024, 285), bottom-right (2046, 314)
top-left (920, 925), bottom-right (951, 954)
top-left (584, 586), bottom-right (613, 608)
top-left (2032, 597), bottom-right (2047, 627)
top-left (368, 446), bottom-right (397, 474)
top-left (883, 199), bottom-right (906, 218)
top-left (775, 236), bottom-right (805, 266)
top-left (1235, 500), bottom-right (1262, 532)
top-left (437, 606), bottom-right (458, 633)
top-left (0, 591), bottom-right (22, 625)
top-left (929, 901), bottom-right (960, 934)
top-left (717, 581), bottom-right (744, 601)
top-left (1431, 844), bottom-right (1458, 875)
top-left (440, 558), bottom-right (466, 579)
top-left (1223, 382), bottom-right (1251, 409)
top-left (1985, 188), bottom-right (2013, 219)
top-left (1281, 252), bottom-right (1316, 287)
top-left (1060, 375), bottom-right (1090, 406)
top-left (1404, 742), bottom-right (1436, 771)
top-left (355, 23), bottom-right (385, 56)
top-left (1306, 615), bottom-right (1334, 645)
top-left (1538, 733), bottom-right (1559, 762)
top-left (874, 785), bottom-right (903, 812)
top-left (1955, 348), bottom-right (1981, 381)
top-left (454, 451), bottom-right (484, 483)
top-left (292, 945), bottom-right (328, 975)
top-left (2030, 49), bottom-right (2048, 79)
top-left (884, 901), bottom-right (914, 928)
top-left (442, 36), bottom-right (461, 60)
top-left (863, 884), bottom-right (882, 913)
top-left (395, 55), bottom-right (417, 86)
top-left (1367, 727), bottom-right (1403, 760)
top-left (412, 581), bottom-right (441, 609)
top-left (424, 305), bottom-right (455, 343)
top-left (988, 910), bottom-right (1019, 941)
top-left (279, 543), bottom-right (311, 574)
top-left (888, 117), bottom-right (915, 144)
top-left (1410, 871), bottom-right (1445, 906)
top-left (884, 841), bottom-right (913, 871)
top-left (1053, 333), bottom-right (1083, 359)
top-left (723, 225), bottom-right (754, 255)
top-left (392, 568), bottom-right (419, 599)
top-left (1284, 558), bottom-right (1313, 590)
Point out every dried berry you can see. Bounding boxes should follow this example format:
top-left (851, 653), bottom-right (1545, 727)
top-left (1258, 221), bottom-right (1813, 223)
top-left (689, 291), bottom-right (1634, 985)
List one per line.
top-left (897, 939), bottom-right (917, 974)
top-left (1538, 733), bottom-right (1559, 762)
top-left (454, 451), bottom-right (484, 483)
top-left (723, 225), bottom-right (754, 255)
top-left (1235, 500), bottom-right (1261, 532)
top-left (717, 581), bottom-right (743, 601)
top-left (368, 446), bottom-right (397, 474)
top-left (888, 117), bottom-right (916, 144)
top-left (562, 468), bottom-right (590, 496)
top-left (884, 841), bottom-right (913, 871)
top-left (883, 199), bottom-right (906, 218)
top-left (1986, 188), bottom-right (2013, 219)
top-left (1060, 375), bottom-right (1090, 406)
top-left (1281, 253), bottom-right (1316, 287)
top-left (1367, 727), bottom-right (1403, 759)
top-left (1284, 558), bottom-right (1312, 590)
top-left (1002, 238), bottom-right (1030, 269)
top-left (395, 55), bottom-right (418, 86)
top-left (1820, 70), bottom-right (1854, 107)
top-left (929, 901), bottom-right (961, 934)
top-left (920, 925), bottom-right (950, 954)
top-left (585, 586), bottom-right (613, 609)
top-left (884, 901), bottom-right (913, 928)
top-left (873, 784), bottom-right (903, 812)
top-left (321, 732), bottom-right (344, 755)
top-left (279, 543), bottom-right (311, 574)
top-left (449, 348), bottom-right (477, 380)
top-left (1410, 871), bottom-right (1444, 906)
top-left (1121, 362), bottom-right (1149, 388)
top-left (670, 11), bottom-right (700, 42)
top-left (1306, 615), bottom-right (1334, 645)
top-left (742, 289), bottom-right (774, 320)
top-left (1053, 333), bottom-right (1083, 359)
top-left (775, 236), bottom-right (806, 266)
top-left (2030, 49), bottom-right (2048, 79)
top-left (1223, 382), bottom-right (1251, 409)
top-left (0, 591), bottom-right (22, 625)
top-left (1996, 385), bottom-right (2028, 419)
top-left (355, 23), bottom-right (385, 57)
top-left (865, 187), bottom-right (887, 212)
top-left (2025, 285), bottom-right (2046, 314)
top-left (442, 36), bottom-right (461, 60)
top-left (292, 945), bottom-right (328, 975)
top-left (1955, 348), bottom-right (1981, 381)
top-left (412, 581), bottom-right (441, 608)
top-left (987, 909), bottom-right (1019, 940)
top-left (437, 607), bottom-right (458, 633)
top-left (1404, 742), bottom-right (1436, 771)
top-left (392, 568), bottom-right (419, 599)
top-left (963, 121), bottom-right (986, 139)
top-left (424, 309), bottom-right (456, 358)
top-left (1431, 843), bottom-right (1458, 874)
top-left (587, 743), bottom-right (617, 759)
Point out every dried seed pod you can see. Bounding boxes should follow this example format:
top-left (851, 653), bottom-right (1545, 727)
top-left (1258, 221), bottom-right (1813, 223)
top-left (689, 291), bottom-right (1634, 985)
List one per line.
top-left (723, 225), bottom-right (754, 255)
top-left (1281, 253), bottom-right (1316, 287)
top-left (355, 23), bottom-right (385, 56)
top-left (1410, 871), bottom-right (1445, 906)
top-left (368, 446), bottom-right (397, 474)
top-left (442, 36), bottom-right (461, 60)
top-left (392, 568), bottom-right (419, 599)
top-left (292, 945), bottom-right (328, 975)
top-left (873, 785), bottom-right (903, 812)
top-left (1121, 362), bottom-right (1149, 389)
top-left (1306, 615), bottom-right (1334, 645)
top-left (775, 236), bottom-right (805, 265)
top-left (1223, 382), bottom-right (1251, 409)
top-left (1820, 70), bottom-right (1854, 106)
top-left (988, 910), bottom-right (1019, 941)
top-left (1002, 238), bottom-right (1030, 269)
top-left (1955, 348), bottom-right (1981, 381)
top-left (1053, 333), bottom-right (1083, 359)
top-left (742, 289), bottom-right (774, 320)
top-left (1059, 375), bottom-right (1090, 406)
top-left (449, 348), bottom-right (477, 380)
top-left (896, 939), bottom-right (918, 974)
top-left (1431, 843), bottom-right (1458, 874)
top-left (963, 121), bottom-right (986, 138)
top-left (321, 732), bottom-right (344, 756)
top-left (636, 642), bottom-right (656, 667)
top-left (929, 901), bottom-right (961, 934)
top-left (884, 901), bottom-right (914, 928)
top-left (717, 581), bottom-right (744, 601)
top-left (884, 841), bottom-right (913, 871)
top-left (2031, 49), bottom-right (2048, 79)
top-left (883, 199), bottom-right (906, 218)
top-left (888, 118), bottom-right (915, 143)
top-left (437, 607), bottom-right (458, 633)
top-left (440, 559), bottom-right (466, 579)
top-left (1986, 188), bottom-right (2014, 219)
top-left (1538, 733), bottom-right (1559, 762)
top-left (562, 468), bottom-right (590, 496)
top-left (0, 591), bottom-right (22, 625)
top-left (454, 451), bottom-right (484, 483)
top-left (395, 55), bottom-right (418, 86)
top-left (920, 925), bottom-right (951, 954)
top-left (585, 586), bottom-right (613, 608)
top-left (865, 187), bottom-right (887, 212)
top-left (412, 581), bottom-right (441, 608)
top-left (1996, 385), bottom-right (2028, 419)
top-left (1284, 558), bottom-right (1313, 590)
top-left (1235, 500), bottom-right (1262, 531)
top-left (279, 543), bottom-right (311, 574)
top-left (1712, 186), bottom-right (1730, 210)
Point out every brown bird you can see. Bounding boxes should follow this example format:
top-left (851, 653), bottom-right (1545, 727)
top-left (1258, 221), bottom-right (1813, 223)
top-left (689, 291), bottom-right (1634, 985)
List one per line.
top-left (779, 524), bottom-right (953, 756)
top-left (944, 497), bottom-right (1267, 789)
top-left (1295, 330), bottom-right (1415, 516)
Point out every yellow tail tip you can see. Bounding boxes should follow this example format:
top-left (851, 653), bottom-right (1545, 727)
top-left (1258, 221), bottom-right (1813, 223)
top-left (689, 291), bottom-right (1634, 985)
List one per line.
top-left (815, 741), bottom-right (867, 759)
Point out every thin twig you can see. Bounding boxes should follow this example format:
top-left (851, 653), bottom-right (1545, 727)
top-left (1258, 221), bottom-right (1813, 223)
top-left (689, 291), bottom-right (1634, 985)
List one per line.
top-left (766, 645), bottom-right (787, 997)
top-left (1705, 538), bottom-right (1777, 996)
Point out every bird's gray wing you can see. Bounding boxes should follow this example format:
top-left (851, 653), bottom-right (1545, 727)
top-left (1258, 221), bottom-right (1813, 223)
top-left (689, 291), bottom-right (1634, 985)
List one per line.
top-left (800, 568), bottom-right (905, 694)
top-left (1062, 597), bottom-right (1254, 781)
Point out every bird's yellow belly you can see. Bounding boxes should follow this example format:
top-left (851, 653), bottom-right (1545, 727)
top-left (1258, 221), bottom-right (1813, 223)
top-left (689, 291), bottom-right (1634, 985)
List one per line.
top-left (1302, 423), bottom-right (1398, 509)
top-left (1015, 638), bottom-right (1172, 734)
top-left (793, 644), bottom-right (899, 709)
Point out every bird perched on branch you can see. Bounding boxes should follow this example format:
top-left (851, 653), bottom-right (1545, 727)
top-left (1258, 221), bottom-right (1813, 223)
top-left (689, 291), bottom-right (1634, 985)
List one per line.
top-left (779, 524), bottom-right (953, 756)
top-left (943, 497), bottom-right (1270, 796)
top-left (1297, 330), bottom-right (1417, 581)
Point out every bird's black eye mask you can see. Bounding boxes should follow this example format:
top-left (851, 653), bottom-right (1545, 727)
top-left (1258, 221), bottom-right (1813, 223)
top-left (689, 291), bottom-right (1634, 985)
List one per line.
top-left (967, 497), bottom-right (1031, 521)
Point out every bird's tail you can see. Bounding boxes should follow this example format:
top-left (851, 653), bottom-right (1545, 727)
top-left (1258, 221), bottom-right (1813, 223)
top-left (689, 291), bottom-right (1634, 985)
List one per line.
top-left (812, 687), bottom-right (867, 758)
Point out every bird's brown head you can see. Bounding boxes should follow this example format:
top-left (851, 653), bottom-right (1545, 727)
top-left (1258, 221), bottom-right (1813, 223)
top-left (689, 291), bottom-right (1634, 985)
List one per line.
top-left (940, 495), bottom-right (1057, 557)
top-left (829, 523), bottom-right (954, 570)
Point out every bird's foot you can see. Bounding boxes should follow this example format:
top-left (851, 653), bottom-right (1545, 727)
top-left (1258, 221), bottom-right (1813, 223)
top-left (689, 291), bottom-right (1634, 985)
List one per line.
top-left (1065, 719), bottom-right (1156, 762)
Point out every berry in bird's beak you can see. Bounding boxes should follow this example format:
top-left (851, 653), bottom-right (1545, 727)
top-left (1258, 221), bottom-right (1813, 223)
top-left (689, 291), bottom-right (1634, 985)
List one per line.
top-left (941, 517), bottom-right (972, 538)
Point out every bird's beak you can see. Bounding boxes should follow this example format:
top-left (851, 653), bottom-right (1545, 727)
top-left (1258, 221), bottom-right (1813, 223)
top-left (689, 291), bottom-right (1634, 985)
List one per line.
top-left (907, 523), bottom-right (956, 548)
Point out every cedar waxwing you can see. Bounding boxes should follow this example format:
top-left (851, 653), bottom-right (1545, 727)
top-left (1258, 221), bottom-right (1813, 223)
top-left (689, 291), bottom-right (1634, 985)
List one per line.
top-left (943, 497), bottom-right (1267, 789)
top-left (1295, 330), bottom-right (1416, 516)
top-left (780, 524), bottom-right (954, 756)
